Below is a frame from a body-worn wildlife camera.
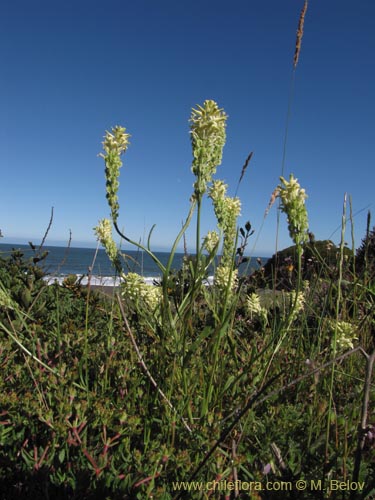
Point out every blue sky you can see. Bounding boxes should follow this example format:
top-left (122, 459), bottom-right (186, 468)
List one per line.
top-left (1, 0), bottom-right (374, 256)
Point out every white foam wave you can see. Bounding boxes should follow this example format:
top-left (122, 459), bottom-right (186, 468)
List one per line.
top-left (44, 274), bottom-right (162, 287)
top-left (44, 274), bottom-right (214, 287)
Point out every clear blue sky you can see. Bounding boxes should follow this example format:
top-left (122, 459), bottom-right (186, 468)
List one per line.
top-left (1, 0), bottom-right (374, 256)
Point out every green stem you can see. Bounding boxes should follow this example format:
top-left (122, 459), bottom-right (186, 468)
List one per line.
top-left (295, 242), bottom-right (302, 301)
top-left (191, 194), bottom-right (204, 303)
top-left (196, 197), bottom-right (202, 262)
top-left (113, 221), bottom-right (166, 274)
top-left (164, 200), bottom-right (197, 284)
top-left (162, 200), bottom-right (197, 332)
top-left (324, 194), bottom-right (346, 472)
top-left (260, 242), bottom-right (303, 389)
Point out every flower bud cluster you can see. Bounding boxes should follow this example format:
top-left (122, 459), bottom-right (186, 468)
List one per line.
top-left (190, 100), bottom-right (227, 199)
top-left (214, 265), bottom-right (238, 292)
top-left (246, 293), bottom-right (267, 322)
top-left (94, 218), bottom-right (120, 270)
top-left (328, 320), bottom-right (358, 350)
top-left (99, 126), bottom-right (131, 223)
top-left (288, 290), bottom-right (305, 322)
top-left (278, 174), bottom-right (309, 247)
top-left (122, 273), bottom-right (162, 312)
top-left (203, 230), bottom-right (220, 254)
top-left (209, 180), bottom-right (241, 266)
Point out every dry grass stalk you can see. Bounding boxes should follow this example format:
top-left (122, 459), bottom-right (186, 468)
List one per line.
top-left (239, 151), bottom-right (253, 184)
top-left (265, 187), bottom-right (280, 217)
top-left (235, 151), bottom-right (253, 196)
top-left (293, 0), bottom-right (308, 69)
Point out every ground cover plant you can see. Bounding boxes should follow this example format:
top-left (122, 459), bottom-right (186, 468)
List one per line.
top-left (1, 4), bottom-right (375, 499)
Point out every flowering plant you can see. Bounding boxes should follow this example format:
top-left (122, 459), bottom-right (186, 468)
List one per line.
top-left (190, 100), bottom-right (227, 200)
top-left (278, 174), bottom-right (309, 248)
top-left (99, 126), bottom-right (130, 223)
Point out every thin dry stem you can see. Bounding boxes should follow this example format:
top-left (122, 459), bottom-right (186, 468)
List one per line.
top-left (271, 442), bottom-right (288, 474)
top-left (38, 206), bottom-right (54, 252)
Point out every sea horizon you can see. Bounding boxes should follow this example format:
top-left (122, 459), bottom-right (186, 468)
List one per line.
top-left (0, 242), bottom-right (268, 287)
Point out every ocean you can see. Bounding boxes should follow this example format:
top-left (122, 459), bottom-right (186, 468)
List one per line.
top-left (0, 243), bottom-right (267, 287)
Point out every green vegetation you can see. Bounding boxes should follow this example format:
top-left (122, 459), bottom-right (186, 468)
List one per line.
top-left (1, 7), bottom-right (374, 496)
top-left (1, 99), bottom-right (374, 499)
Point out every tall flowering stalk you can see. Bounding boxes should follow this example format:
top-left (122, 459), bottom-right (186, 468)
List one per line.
top-left (278, 173), bottom-right (309, 308)
top-left (99, 126), bottom-right (131, 224)
top-left (208, 180), bottom-right (241, 294)
top-left (96, 126), bottom-right (166, 276)
top-left (190, 100), bottom-right (228, 260)
top-left (190, 100), bottom-right (227, 201)
top-left (95, 102), bottom-right (236, 329)
top-left (278, 174), bottom-right (309, 248)
top-left (209, 180), bottom-right (241, 266)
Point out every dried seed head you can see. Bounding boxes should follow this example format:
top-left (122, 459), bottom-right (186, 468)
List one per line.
top-left (293, 1), bottom-right (308, 69)
top-left (265, 187), bottom-right (280, 217)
